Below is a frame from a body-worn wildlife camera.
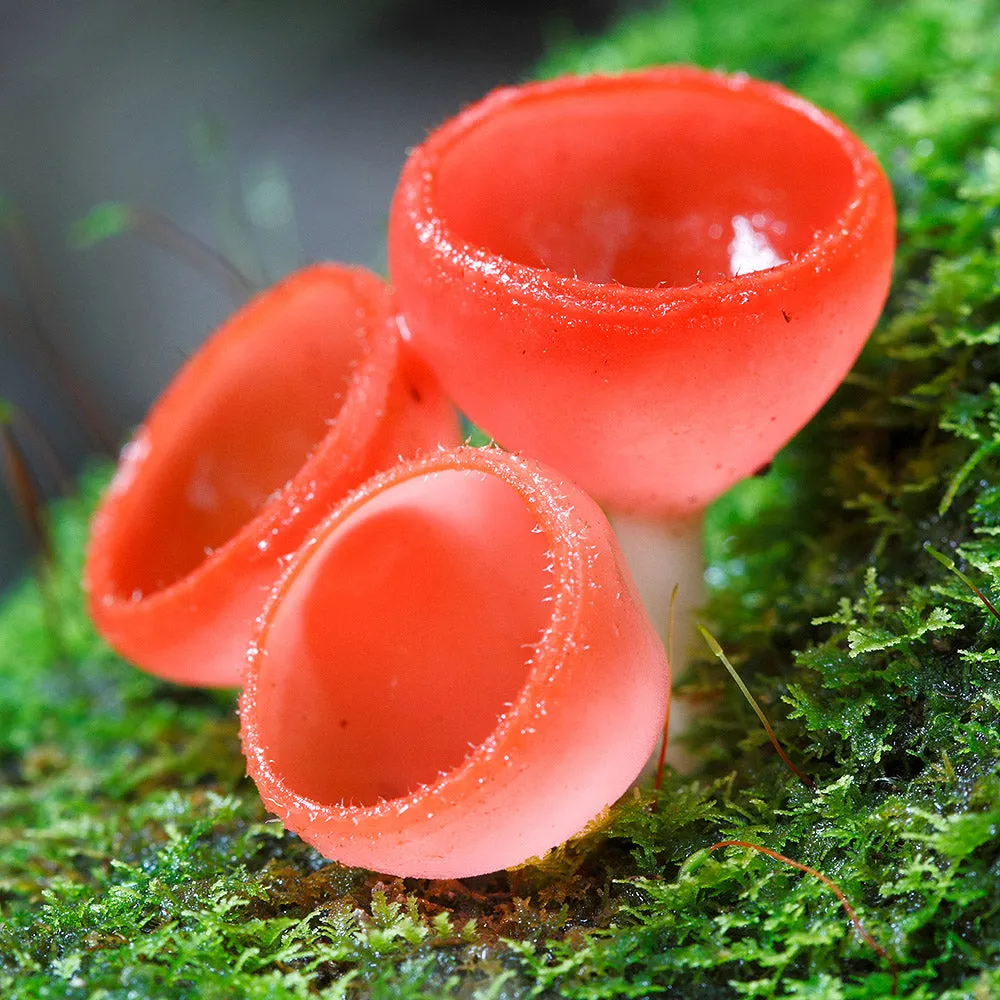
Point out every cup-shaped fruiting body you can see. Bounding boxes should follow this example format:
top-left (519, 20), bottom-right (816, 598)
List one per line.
top-left (389, 66), bottom-right (896, 517)
top-left (85, 264), bottom-right (459, 686)
top-left (239, 446), bottom-right (668, 878)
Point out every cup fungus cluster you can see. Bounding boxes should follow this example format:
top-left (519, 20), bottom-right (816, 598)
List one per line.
top-left (85, 66), bottom-right (895, 878)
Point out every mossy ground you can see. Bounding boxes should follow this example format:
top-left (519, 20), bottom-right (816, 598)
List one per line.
top-left (3, 1), bottom-right (1000, 996)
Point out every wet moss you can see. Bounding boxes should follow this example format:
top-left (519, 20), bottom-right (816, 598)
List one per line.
top-left (4, 0), bottom-right (1000, 995)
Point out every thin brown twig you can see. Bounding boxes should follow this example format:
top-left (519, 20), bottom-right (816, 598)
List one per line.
top-left (654, 583), bottom-right (679, 795)
top-left (924, 542), bottom-right (1000, 623)
top-left (2, 215), bottom-right (120, 454)
top-left (698, 624), bottom-right (815, 789)
top-left (708, 839), bottom-right (898, 995)
top-left (10, 405), bottom-right (73, 496)
top-left (0, 410), bottom-right (65, 657)
top-left (126, 205), bottom-right (256, 303)
top-left (0, 414), bottom-right (52, 563)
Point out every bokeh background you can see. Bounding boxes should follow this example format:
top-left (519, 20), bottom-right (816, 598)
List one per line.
top-left (0, 0), bottom-right (640, 592)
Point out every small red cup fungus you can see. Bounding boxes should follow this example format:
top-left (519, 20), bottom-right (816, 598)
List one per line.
top-left (85, 263), bottom-right (458, 687)
top-left (388, 66), bottom-right (896, 756)
top-left (239, 446), bottom-right (668, 878)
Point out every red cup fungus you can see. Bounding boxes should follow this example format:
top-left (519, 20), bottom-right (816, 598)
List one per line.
top-left (85, 263), bottom-right (459, 687)
top-left (389, 65), bottom-right (896, 519)
top-left (239, 446), bottom-right (668, 878)
top-left (388, 66), bottom-right (896, 759)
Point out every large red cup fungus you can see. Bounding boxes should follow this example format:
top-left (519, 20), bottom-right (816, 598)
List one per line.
top-left (389, 65), bottom-right (895, 518)
top-left (388, 66), bottom-right (896, 756)
top-left (239, 446), bottom-right (668, 878)
top-left (85, 263), bottom-right (459, 687)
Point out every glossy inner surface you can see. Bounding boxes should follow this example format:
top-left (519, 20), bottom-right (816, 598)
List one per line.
top-left (109, 281), bottom-right (367, 596)
top-left (435, 84), bottom-right (856, 287)
top-left (254, 470), bottom-right (551, 806)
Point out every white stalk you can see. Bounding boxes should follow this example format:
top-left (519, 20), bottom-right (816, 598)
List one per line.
top-left (610, 510), bottom-right (706, 773)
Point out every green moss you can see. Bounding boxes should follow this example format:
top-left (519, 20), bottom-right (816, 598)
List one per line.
top-left (4, 0), bottom-right (1000, 995)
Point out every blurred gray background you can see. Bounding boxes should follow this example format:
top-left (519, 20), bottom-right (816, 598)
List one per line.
top-left (0, 0), bottom-right (635, 592)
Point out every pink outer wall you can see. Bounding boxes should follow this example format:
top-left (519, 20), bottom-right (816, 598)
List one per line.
top-left (85, 264), bottom-right (459, 687)
top-left (239, 447), bottom-right (669, 878)
top-left (388, 66), bottom-right (896, 517)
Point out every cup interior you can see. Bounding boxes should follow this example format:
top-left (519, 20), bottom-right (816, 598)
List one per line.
top-left (107, 277), bottom-right (370, 597)
top-left (435, 80), bottom-right (857, 288)
top-left (252, 468), bottom-right (552, 806)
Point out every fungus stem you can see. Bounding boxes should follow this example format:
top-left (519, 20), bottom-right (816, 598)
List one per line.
top-left (708, 840), bottom-right (898, 994)
top-left (697, 625), bottom-right (814, 789)
top-left (611, 511), bottom-right (704, 772)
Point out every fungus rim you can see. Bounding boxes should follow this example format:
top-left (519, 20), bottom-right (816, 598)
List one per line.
top-left (86, 263), bottom-right (404, 615)
top-left (399, 65), bottom-right (889, 316)
top-left (239, 445), bottom-right (587, 823)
